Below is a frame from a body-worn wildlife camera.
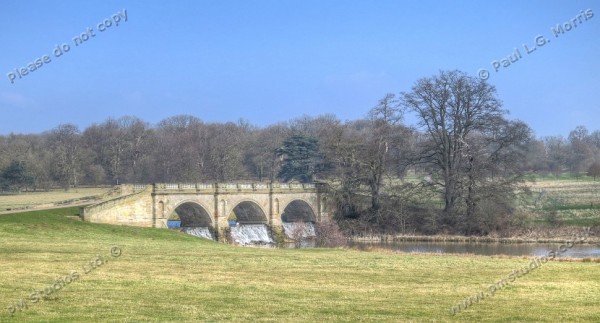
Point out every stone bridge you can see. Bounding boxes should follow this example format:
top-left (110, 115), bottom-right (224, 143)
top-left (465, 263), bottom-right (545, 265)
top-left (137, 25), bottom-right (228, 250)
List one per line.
top-left (81, 182), bottom-right (331, 241)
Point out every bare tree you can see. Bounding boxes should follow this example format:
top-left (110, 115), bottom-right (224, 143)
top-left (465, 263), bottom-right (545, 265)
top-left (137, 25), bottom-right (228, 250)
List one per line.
top-left (365, 93), bottom-right (404, 211)
top-left (324, 120), bottom-right (368, 219)
top-left (245, 124), bottom-right (289, 181)
top-left (543, 136), bottom-right (569, 176)
top-left (401, 70), bottom-right (526, 232)
top-left (153, 115), bottom-right (205, 182)
top-left (588, 161), bottom-right (600, 180)
top-left (47, 124), bottom-right (81, 190)
top-left (568, 125), bottom-right (595, 175)
top-left (83, 116), bottom-right (150, 184)
top-left (460, 120), bottom-right (532, 234)
top-left (522, 139), bottom-right (549, 173)
top-left (206, 122), bottom-right (246, 181)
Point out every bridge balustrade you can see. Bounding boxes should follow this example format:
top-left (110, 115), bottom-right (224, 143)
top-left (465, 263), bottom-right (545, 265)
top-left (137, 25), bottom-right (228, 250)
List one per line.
top-left (152, 182), bottom-right (322, 192)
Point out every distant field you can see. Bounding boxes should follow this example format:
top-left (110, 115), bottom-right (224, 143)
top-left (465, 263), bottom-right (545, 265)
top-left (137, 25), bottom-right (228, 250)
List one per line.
top-left (527, 177), bottom-right (600, 226)
top-left (529, 177), bottom-right (600, 205)
top-left (0, 207), bottom-right (599, 321)
top-left (0, 187), bottom-right (113, 211)
top-left (396, 174), bottom-right (600, 226)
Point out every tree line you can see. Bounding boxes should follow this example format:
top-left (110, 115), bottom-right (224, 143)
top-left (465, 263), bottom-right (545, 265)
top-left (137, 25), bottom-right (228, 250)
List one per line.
top-left (2, 71), bottom-right (599, 235)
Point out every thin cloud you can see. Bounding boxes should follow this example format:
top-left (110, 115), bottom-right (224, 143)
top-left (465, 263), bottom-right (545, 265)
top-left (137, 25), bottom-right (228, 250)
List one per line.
top-left (0, 92), bottom-right (34, 108)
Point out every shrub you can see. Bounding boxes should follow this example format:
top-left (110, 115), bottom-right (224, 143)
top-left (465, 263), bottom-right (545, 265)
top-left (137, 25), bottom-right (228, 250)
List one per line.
top-left (315, 220), bottom-right (347, 247)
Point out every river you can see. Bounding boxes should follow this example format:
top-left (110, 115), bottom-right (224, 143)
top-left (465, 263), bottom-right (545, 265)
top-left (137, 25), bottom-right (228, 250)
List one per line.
top-left (349, 241), bottom-right (600, 258)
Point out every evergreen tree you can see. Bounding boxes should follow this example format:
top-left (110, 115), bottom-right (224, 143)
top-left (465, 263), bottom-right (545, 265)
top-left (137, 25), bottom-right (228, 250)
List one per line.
top-left (276, 135), bottom-right (324, 183)
top-left (0, 160), bottom-right (33, 192)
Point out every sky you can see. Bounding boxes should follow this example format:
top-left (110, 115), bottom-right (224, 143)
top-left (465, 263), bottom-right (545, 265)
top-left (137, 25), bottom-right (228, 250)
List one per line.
top-left (1, 0), bottom-right (598, 137)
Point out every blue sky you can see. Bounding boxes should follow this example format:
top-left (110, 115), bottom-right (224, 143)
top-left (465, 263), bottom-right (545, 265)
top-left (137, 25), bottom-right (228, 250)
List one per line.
top-left (1, 0), bottom-right (598, 137)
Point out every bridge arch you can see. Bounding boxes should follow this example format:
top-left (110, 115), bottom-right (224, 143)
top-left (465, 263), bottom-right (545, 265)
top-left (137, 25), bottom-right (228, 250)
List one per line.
top-left (170, 200), bottom-right (213, 227)
top-left (230, 200), bottom-right (268, 224)
top-left (281, 199), bottom-right (317, 223)
top-left (280, 199), bottom-right (317, 240)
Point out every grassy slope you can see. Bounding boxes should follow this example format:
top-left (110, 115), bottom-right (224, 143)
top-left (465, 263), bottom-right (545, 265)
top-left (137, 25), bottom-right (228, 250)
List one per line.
top-left (0, 208), bottom-right (599, 322)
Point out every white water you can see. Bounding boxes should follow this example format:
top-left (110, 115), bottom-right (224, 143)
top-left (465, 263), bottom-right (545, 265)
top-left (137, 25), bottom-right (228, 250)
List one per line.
top-left (230, 224), bottom-right (274, 245)
top-left (182, 227), bottom-right (214, 240)
top-left (282, 222), bottom-right (316, 239)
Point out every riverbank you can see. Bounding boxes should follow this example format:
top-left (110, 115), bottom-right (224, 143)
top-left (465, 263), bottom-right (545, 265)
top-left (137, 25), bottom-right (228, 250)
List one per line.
top-left (349, 228), bottom-right (600, 245)
top-left (350, 245), bottom-right (600, 263)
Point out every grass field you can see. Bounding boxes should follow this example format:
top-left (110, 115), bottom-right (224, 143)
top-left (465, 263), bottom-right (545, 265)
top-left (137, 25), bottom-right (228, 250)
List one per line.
top-left (530, 177), bottom-right (600, 206)
top-left (0, 187), bottom-right (113, 211)
top-left (0, 207), bottom-right (599, 322)
top-left (528, 177), bottom-right (600, 226)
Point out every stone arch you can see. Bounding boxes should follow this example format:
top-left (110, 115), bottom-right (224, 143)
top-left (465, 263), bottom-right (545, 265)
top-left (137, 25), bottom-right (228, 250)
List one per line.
top-left (230, 200), bottom-right (268, 224)
top-left (281, 199), bottom-right (317, 223)
top-left (171, 200), bottom-right (213, 227)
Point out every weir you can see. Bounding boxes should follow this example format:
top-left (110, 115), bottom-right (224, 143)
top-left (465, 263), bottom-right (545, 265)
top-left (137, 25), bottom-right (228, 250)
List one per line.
top-left (181, 227), bottom-right (214, 240)
top-left (230, 224), bottom-right (274, 245)
top-left (282, 222), bottom-right (316, 239)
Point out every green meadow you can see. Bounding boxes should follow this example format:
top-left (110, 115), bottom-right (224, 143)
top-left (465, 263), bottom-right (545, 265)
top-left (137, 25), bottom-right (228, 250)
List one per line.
top-left (0, 207), bottom-right (599, 322)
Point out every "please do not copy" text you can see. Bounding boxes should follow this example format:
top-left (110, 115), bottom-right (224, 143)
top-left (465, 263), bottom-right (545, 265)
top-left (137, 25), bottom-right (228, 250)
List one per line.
top-left (6, 8), bottom-right (128, 84)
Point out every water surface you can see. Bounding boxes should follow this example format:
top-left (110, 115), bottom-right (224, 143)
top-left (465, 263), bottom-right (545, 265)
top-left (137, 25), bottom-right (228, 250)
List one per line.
top-left (350, 241), bottom-right (600, 258)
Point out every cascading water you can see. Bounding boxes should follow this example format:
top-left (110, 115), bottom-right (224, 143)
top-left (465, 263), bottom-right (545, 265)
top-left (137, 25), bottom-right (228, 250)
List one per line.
top-left (182, 227), bottom-right (214, 240)
top-left (282, 222), bottom-right (316, 239)
top-left (230, 224), bottom-right (274, 245)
